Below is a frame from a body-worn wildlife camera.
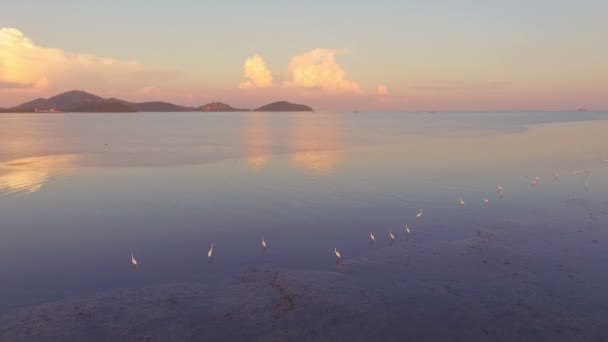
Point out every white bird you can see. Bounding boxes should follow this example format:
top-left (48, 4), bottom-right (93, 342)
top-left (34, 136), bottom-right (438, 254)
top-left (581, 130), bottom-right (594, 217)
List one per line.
top-left (131, 252), bottom-right (138, 266)
top-left (529, 176), bottom-right (538, 187)
top-left (369, 232), bottom-right (375, 243)
top-left (497, 184), bottom-right (503, 193)
top-left (405, 224), bottom-right (411, 234)
top-left (484, 197), bottom-right (489, 206)
top-left (334, 248), bottom-right (341, 262)
top-left (208, 243), bottom-right (214, 261)
top-left (572, 169), bottom-right (581, 175)
top-left (262, 236), bottom-right (267, 248)
top-left (459, 197), bottom-right (466, 208)
top-left (416, 209), bottom-right (423, 220)
top-left (389, 229), bottom-right (395, 241)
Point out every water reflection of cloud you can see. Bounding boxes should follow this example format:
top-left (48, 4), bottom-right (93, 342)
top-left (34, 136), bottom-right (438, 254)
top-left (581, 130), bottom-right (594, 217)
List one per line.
top-left (0, 154), bottom-right (78, 194)
top-left (289, 114), bottom-right (343, 174)
top-left (244, 114), bottom-right (272, 169)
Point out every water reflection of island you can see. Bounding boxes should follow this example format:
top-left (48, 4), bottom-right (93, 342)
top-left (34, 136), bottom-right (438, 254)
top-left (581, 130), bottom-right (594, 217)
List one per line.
top-left (0, 155), bottom-right (78, 194)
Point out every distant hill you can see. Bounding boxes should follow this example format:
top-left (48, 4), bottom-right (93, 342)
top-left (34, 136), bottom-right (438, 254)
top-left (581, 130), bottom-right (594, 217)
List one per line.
top-left (106, 98), bottom-right (198, 112)
top-left (11, 90), bottom-right (104, 112)
top-left (70, 102), bottom-right (136, 113)
top-left (201, 102), bottom-right (248, 112)
top-left (254, 101), bottom-right (313, 112)
top-left (8, 90), bottom-right (198, 113)
top-left (4, 90), bottom-right (314, 113)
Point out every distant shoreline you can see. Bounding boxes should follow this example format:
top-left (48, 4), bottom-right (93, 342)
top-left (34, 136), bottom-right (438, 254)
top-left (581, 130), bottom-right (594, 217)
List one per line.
top-left (1, 90), bottom-right (314, 113)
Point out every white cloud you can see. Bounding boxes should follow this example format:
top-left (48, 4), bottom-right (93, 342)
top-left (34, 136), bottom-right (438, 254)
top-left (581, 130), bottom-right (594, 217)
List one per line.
top-left (238, 55), bottom-right (273, 88)
top-left (285, 49), bottom-right (361, 93)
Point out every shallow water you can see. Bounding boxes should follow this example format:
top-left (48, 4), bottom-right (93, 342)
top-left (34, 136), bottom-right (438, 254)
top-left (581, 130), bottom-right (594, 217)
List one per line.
top-left (0, 111), bottom-right (607, 328)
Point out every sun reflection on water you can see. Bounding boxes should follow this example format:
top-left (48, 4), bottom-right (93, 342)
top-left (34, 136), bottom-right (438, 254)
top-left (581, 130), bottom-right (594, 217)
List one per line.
top-left (288, 114), bottom-right (343, 174)
top-left (244, 114), bottom-right (272, 169)
top-left (0, 154), bottom-right (78, 194)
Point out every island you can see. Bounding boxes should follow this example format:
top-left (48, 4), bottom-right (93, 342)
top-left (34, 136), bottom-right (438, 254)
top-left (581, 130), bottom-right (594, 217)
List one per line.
top-left (2, 90), bottom-right (314, 113)
top-left (254, 101), bottom-right (313, 112)
top-left (200, 102), bottom-right (248, 112)
top-left (70, 102), bottom-right (137, 113)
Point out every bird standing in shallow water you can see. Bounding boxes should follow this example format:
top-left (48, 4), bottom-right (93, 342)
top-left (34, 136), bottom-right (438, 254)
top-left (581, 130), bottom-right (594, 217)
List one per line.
top-left (529, 176), bottom-right (538, 187)
top-left (334, 248), bottom-right (341, 263)
top-left (484, 197), bottom-right (489, 207)
top-left (416, 209), bottom-right (423, 221)
top-left (459, 197), bottom-right (466, 208)
top-left (369, 232), bottom-right (375, 244)
top-left (389, 229), bottom-right (395, 242)
top-left (405, 224), bottom-right (411, 234)
top-left (208, 244), bottom-right (214, 262)
top-left (131, 252), bottom-right (138, 266)
top-left (262, 236), bottom-right (267, 249)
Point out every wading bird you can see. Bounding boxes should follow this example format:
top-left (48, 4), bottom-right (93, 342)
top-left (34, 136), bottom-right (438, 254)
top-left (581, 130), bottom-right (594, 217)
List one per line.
top-left (416, 209), bottom-right (423, 221)
top-left (389, 229), bottom-right (395, 241)
top-left (370, 232), bottom-right (375, 243)
top-left (484, 197), bottom-right (489, 206)
top-left (405, 224), bottom-right (411, 235)
top-left (334, 248), bottom-right (341, 263)
top-left (208, 244), bottom-right (214, 262)
top-left (460, 197), bottom-right (466, 208)
top-left (498, 184), bottom-right (503, 193)
top-left (262, 236), bottom-right (267, 249)
top-left (529, 176), bottom-right (539, 187)
top-left (131, 252), bottom-right (138, 266)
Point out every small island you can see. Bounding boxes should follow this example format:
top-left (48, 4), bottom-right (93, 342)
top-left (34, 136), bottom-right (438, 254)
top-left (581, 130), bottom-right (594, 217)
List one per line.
top-left (200, 102), bottom-right (248, 112)
top-left (254, 101), bottom-right (313, 112)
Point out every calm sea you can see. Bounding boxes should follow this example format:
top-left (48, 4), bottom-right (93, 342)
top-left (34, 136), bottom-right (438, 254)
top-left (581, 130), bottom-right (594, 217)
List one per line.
top-left (0, 111), bottom-right (607, 313)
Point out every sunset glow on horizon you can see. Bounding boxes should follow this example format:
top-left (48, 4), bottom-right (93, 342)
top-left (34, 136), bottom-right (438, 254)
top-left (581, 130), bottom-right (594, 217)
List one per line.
top-left (1, 1), bottom-right (607, 111)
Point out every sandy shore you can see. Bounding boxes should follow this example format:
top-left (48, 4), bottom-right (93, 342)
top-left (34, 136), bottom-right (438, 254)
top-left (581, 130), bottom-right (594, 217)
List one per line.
top-left (2, 203), bottom-right (607, 341)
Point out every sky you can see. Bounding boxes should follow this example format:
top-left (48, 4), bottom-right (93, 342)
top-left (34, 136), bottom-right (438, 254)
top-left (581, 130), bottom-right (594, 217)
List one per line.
top-left (1, 0), bottom-right (607, 111)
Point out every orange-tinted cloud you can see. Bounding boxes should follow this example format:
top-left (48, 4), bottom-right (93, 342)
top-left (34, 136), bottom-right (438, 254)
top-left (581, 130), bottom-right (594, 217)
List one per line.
top-left (377, 84), bottom-right (388, 95)
top-left (238, 55), bottom-right (273, 89)
top-left (285, 49), bottom-right (361, 93)
top-left (0, 27), bottom-right (181, 105)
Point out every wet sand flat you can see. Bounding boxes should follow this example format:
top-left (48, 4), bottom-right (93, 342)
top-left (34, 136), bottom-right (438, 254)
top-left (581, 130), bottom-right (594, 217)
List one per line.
top-left (2, 200), bottom-right (606, 341)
